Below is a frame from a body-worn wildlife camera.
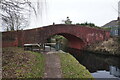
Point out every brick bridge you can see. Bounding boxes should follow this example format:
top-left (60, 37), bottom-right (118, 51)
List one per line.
top-left (2, 24), bottom-right (110, 50)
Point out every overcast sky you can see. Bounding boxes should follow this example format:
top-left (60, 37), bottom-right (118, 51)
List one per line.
top-left (1, 0), bottom-right (120, 31)
top-left (28, 0), bottom-right (120, 29)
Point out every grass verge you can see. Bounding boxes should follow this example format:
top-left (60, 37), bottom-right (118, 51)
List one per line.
top-left (2, 47), bottom-right (44, 78)
top-left (58, 52), bottom-right (93, 78)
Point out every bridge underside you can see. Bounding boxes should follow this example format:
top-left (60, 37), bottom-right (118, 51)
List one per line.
top-left (57, 33), bottom-right (85, 50)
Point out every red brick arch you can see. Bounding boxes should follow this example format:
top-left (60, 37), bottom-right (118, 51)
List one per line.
top-left (2, 24), bottom-right (110, 50)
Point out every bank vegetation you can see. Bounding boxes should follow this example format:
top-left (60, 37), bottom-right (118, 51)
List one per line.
top-left (86, 37), bottom-right (120, 56)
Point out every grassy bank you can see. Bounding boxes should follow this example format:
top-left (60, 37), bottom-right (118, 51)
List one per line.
top-left (2, 47), bottom-right (44, 78)
top-left (57, 52), bottom-right (93, 78)
top-left (3, 47), bottom-right (93, 78)
top-left (87, 37), bottom-right (120, 56)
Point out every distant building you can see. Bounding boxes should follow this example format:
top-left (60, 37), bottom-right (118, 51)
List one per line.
top-left (102, 1), bottom-right (120, 36)
top-left (118, 1), bottom-right (120, 36)
top-left (102, 19), bottom-right (119, 36)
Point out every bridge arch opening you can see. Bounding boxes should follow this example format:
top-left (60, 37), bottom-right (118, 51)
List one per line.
top-left (46, 33), bottom-right (86, 50)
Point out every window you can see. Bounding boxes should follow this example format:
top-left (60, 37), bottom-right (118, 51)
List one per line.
top-left (115, 30), bottom-right (118, 35)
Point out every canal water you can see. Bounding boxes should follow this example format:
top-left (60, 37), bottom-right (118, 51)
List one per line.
top-left (67, 48), bottom-right (120, 79)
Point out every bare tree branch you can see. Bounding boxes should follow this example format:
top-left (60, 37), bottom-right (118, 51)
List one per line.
top-left (0, 0), bottom-right (46, 31)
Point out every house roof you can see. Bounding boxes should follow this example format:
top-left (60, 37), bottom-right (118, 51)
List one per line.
top-left (102, 20), bottom-right (118, 27)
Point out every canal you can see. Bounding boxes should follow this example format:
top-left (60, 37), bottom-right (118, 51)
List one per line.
top-left (67, 48), bottom-right (120, 79)
top-left (44, 44), bottom-right (120, 79)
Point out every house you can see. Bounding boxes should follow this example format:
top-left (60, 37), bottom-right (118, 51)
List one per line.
top-left (102, 1), bottom-right (120, 36)
top-left (102, 18), bottom-right (119, 36)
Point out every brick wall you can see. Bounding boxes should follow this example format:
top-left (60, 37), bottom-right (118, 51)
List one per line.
top-left (2, 24), bottom-right (110, 49)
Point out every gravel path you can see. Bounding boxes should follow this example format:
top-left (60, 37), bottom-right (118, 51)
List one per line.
top-left (43, 51), bottom-right (62, 78)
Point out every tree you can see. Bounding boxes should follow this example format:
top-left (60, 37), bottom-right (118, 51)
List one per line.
top-left (76, 22), bottom-right (98, 28)
top-left (0, 0), bottom-right (45, 31)
top-left (62, 17), bottom-right (72, 24)
top-left (1, 9), bottom-right (28, 31)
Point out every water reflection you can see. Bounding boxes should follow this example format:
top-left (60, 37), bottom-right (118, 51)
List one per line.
top-left (67, 48), bottom-right (120, 78)
top-left (110, 66), bottom-right (120, 77)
